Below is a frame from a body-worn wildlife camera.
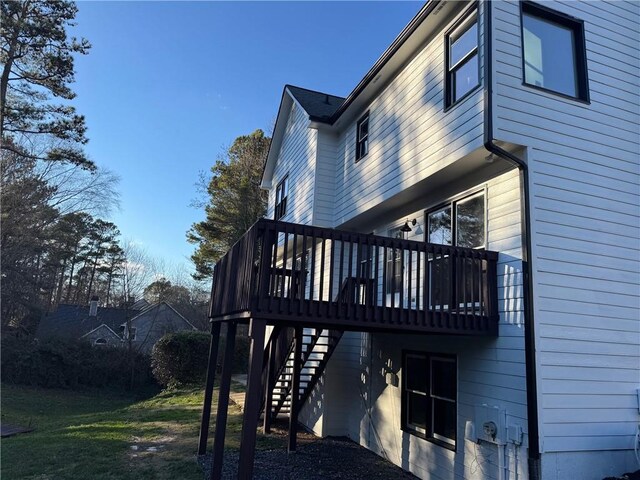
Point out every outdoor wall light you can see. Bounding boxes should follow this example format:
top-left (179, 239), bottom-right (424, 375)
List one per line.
top-left (400, 218), bottom-right (417, 233)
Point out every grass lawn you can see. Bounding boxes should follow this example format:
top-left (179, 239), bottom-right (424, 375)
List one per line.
top-left (1, 382), bottom-right (281, 480)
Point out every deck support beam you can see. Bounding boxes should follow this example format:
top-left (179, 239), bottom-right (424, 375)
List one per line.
top-left (237, 318), bottom-right (266, 480)
top-left (198, 321), bottom-right (221, 456)
top-left (211, 321), bottom-right (236, 480)
top-left (288, 326), bottom-right (303, 453)
top-left (263, 333), bottom-right (276, 434)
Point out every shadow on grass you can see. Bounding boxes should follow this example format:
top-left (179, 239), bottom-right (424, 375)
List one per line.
top-left (1, 384), bottom-right (208, 480)
top-left (1, 381), bottom-right (287, 480)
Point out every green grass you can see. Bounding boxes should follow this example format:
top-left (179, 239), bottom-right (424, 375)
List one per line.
top-left (1, 382), bottom-right (280, 480)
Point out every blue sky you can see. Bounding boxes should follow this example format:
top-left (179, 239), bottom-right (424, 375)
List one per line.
top-left (71, 1), bottom-right (422, 276)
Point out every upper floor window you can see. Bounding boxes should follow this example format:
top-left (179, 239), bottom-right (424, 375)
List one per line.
top-left (402, 351), bottom-right (457, 449)
top-left (274, 176), bottom-right (288, 220)
top-left (355, 112), bottom-right (369, 162)
top-left (427, 191), bottom-right (485, 249)
top-left (521, 1), bottom-right (589, 101)
top-left (445, 9), bottom-right (479, 108)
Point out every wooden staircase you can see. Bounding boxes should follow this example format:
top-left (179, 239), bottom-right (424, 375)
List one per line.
top-left (261, 277), bottom-right (362, 422)
top-left (269, 328), bottom-right (343, 417)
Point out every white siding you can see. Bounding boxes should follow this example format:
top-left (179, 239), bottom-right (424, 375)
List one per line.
top-left (307, 169), bottom-right (529, 480)
top-left (493, 0), bottom-right (640, 467)
top-left (333, 1), bottom-right (486, 226)
top-left (267, 102), bottom-right (318, 225)
top-left (313, 130), bottom-right (338, 227)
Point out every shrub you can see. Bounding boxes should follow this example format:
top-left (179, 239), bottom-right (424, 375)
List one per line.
top-left (151, 331), bottom-right (251, 388)
top-left (151, 332), bottom-right (210, 388)
top-left (0, 335), bottom-right (156, 391)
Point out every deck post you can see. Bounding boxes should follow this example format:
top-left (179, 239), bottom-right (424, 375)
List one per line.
top-left (237, 318), bottom-right (266, 480)
top-left (198, 321), bottom-right (222, 456)
top-left (211, 321), bottom-right (237, 480)
top-left (263, 334), bottom-right (275, 434)
top-left (288, 326), bottom-right (303, 453)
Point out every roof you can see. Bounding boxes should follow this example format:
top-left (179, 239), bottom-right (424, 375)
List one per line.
top-left (125, 301), bottom-right (197, 330)
top-left (80, 323), bottom-right (122, 340)
top-left (285, 85), bottom-right (344, 122)
top-left (36, 304), bottom-right (131, 340)
top-left (131, 298), bottom-right (151, 310)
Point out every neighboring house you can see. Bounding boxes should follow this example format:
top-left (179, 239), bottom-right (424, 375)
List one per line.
top-left (199, 2), bottom-right (639, 480)
top-left (121, 302), bottom-right (197, 354)
top-left (37, 299), bottom-right (196, 353)
top-left (37, 300), bottom-right (134, 347)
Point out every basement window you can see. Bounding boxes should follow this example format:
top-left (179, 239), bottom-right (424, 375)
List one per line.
top-left (402, 351), bottom-right (457, 450)
top-left (274, 176), bottom-right (288, 220)
top-left (521, 1), bottom-right (589, 101)
top-left (445, 8), bottom-right (479, 108)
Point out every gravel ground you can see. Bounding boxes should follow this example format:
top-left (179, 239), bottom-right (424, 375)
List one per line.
top-left (199, 432), bottom-right (418, 480)
top-left (604, 471), bottom-right (640, 480)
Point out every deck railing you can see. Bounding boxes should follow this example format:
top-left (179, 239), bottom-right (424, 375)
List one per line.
top-left (210, 219), bottom-right (499, 333)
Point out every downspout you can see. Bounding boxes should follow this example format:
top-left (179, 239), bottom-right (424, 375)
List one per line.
top-left (482, 2), bottom-right (541, 480)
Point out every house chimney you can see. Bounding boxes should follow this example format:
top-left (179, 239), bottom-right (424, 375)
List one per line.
top-left (89, 296), bottom-right (99, 317)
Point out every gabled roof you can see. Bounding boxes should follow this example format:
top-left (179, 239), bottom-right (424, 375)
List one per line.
top-left (286, 85), bottom-right (344, 123)
top-left (261, 85), bottom-right (345, 188)
top-left (80, 323), bottom-right (122, 340)
top-left (124, 301), bottom-right (197, 330)
top-left (36, 304), bottom-right (131, 340)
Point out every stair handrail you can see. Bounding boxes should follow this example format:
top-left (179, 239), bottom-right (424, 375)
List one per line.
top-left (261, 326), bottom-right (295, 416)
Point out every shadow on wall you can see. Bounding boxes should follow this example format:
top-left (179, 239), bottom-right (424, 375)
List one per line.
top-left (498, 253), bottom-right (525, 328)
top-left (333, 16), bottom-right (485, 227)
top-left (300, 375), bottom-right (325, 435)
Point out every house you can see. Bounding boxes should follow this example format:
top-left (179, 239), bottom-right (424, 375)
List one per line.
top-left (37, 298), bottom-right (196, 353)
top-left (120, 301), bottom-right (197, 354)
top-left (198, 2), bottom-right (640, 480)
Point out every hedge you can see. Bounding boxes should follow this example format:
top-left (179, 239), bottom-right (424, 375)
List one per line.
top-left (1, 335), bottom-right (156, 391)
top-left (151, 331), bottom-right (250, 388)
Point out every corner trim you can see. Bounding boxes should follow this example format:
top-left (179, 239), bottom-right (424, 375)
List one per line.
top-left (483, 2), bottom-right (541, 479)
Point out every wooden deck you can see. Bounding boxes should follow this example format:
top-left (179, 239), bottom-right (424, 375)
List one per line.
top-left (209, 219), bottom-right (499, 336)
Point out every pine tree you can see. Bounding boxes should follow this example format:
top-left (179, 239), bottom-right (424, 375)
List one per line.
top-left (1, 0), bottom-right (92, 168)
top-left (187, 129), bottom-right (271, 280)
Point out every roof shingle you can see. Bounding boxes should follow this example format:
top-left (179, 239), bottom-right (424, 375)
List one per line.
top-left (286, 85), bottom-right (344, 121)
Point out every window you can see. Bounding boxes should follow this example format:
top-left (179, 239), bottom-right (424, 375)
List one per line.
top-left (94, 338), bottom-right (107, 346)
top-left (427, 191), bottom-right (485, 249)
top-left (125, 327), bottom-right (137, 341)
top-left (274, 176), bottom-right (288, 220)
top-left (427, 191), bottom-right (485, 310)
top-left (521, 1), bottom-right (589, 101)
top-left (445, 8), bottom-right (479, 108)
top-left (355, 112), bottom-right (369, 162)
top-left (402, 351), bottom-right (457, 449)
